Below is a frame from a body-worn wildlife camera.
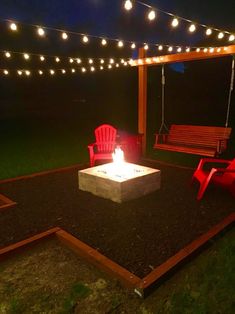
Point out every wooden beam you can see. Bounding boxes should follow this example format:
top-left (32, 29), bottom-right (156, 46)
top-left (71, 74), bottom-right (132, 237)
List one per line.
top-left (138, 47), bottom-right (147, 155)
top-left (132, 45), bottom-right (235, 67)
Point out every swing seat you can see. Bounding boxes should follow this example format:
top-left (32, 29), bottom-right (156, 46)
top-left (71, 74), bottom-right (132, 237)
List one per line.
top-left (154, 125), bottom-right (232, 157)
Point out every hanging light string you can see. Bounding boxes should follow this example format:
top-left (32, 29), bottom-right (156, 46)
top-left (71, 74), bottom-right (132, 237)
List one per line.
top-left (0, 49), bottom-right (133, 65)
top-left (0, 62), bottom-right (131, 77)
top-left (2, 17), bottom-right (233, 54)
top-left (124, 1), bottom-right (235, 42)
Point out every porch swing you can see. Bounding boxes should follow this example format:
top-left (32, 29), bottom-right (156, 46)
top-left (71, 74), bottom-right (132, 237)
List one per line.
top-left (153, 57), bottom-right (234, 157)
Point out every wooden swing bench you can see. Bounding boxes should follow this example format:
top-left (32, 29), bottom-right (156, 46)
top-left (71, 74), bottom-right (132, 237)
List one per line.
top-left (154, 125), bottom-right (232, 157)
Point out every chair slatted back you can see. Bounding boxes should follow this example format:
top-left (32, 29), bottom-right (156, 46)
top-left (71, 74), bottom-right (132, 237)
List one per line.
top-left (95, 124), bottom-right (117, 153)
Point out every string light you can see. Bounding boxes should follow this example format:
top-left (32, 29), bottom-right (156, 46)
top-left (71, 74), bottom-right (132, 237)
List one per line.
top-left (209, 47), bottom-right (214, 53)
top-left (177, 47), bottom-right (182, 52)
top-left (189, 24), bottom-right (196, 33)
top-left (171, 18), bottom-right (179, 27)
top-left (77, 58), bottom-right (81, 64)
top-left (218, 32), bottom-right (224, 39)
top-left (144, 44), bottom-right (149, 50)
top-left (71, 68), bottom-right (75, 73)
top-left (206, 28), bottom-right (212, 36)
top-left (39, 70), bottom-right (43, 75)
top-left (62, 69), bottom-right (66, 74)
top-left (186, 47), bottom-right (190, 52)
top-left (131, 43), bottom-right (136, 49)
top-left (108, 64), bottom-right (112, 69)
top-left (203, 48), bottom-right (208, 53)
top-left (124, 0), bottom-right (133, 11)
top-left (89, 58), bottom-right (93, 64)
top-left (217, 48), bottom-right (221, 52)
top-left (69, 58), bottom-right (74, 63)
top-left (3, 70), bottom-right (9, 75)
top-left (5, 51), bottom-right (11, 58)
top-left (100, 66), bottom-right (104, 70)
top-left (37, 27), bottom-right (45, 36)
top-left (168, 46), bottom-right (173, 52)
top-left (17, 70), bottom-right (22, 75)
top-left (10, 22), bottom-right (17, 31)
top-left (116, 64), bottom-right (119, 67)
top-left (50, 69), bottom-right (55, 75)
top-left (158, 45), bottom-right (163, 50)
top-left (82, 35), bottom-right (89, 43)
top-left (23, 53), bottom-right (30, 60)
top-left (148, 10), bottom-right (156, 21)
top-left (25, 70), bottom-right (31, 76)
top-left (62, 32), bottom-right (68, 40)
top-left (91, 66), bottom-right (95, 72)
top-left (100, 59), bottom-right (104, 64)
top-left (82, 67), bottom-right (86, 73)
top-left (229, 34), bottom-right (235, 41)
top-left (101, 38), bottom-right (107, 46)
top-left (118, 40), bottom-right (124, 47)
top-left (109, 58), bottom-right (114, 64)
top-left (196, 48), bottom-right (200, 52)
top-left (55, 57), bottom-right (60, 62)
top-left (40, 55), bottom-right (45, 61)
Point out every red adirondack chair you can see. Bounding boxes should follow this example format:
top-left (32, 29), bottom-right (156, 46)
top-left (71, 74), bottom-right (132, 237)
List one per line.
top-left (88, 124), bottom-right (117, 167)
top-left (192, 157), bottom-right (235, 200)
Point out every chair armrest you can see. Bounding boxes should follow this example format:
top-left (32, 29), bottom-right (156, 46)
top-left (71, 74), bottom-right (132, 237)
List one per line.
top-left (155, 133), bottom-right (168, 144)
top-left (214, 168), bottom-right (235, 173)
top-left (196, 158), bottom-right (231, 171)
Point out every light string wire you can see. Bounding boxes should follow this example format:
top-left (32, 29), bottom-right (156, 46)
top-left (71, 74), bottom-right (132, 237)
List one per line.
top-left (135, 0), bottom-right (235, 36)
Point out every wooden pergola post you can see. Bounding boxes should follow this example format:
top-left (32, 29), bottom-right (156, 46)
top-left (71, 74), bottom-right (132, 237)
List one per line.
top-left (138, 47), bottom-right (147, 155)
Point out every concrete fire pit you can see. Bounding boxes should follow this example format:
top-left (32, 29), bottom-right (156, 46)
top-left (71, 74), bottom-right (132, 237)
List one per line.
top-left (78, 162), bottom-right (161, 203)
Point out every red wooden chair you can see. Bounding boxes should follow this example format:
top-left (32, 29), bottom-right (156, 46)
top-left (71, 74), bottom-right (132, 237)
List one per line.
top-left (192, 158), bottom-right (235, 200)
top-left (88, 124), bottom-right (117, 167)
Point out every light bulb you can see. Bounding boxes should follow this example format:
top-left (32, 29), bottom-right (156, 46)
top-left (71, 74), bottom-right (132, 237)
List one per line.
top-left (17, 70), bottom-right (22, 75)
top-left (10, 22), bottom-right (17, 31)
top-left (138, 59), bottom-right (143, 65)
top-left (144, 44), bottom-right (149, 50)
top-left (146, 58), bottom-right (151, 63)
top-left (131, 43), bottom-right (136, 49)
top-left (118, 40), bottom-right (124, 47)
top-left (189, 24), bottom-right (196, 33)
top-left (206, 28), bottom-right (212, 36)
top-left (116, 63), bottom-right (119, 67)
top-left (100, 66), bottom-right (104, 70)
top-left (124, 62), bottom-right (128, 66)
top-left (50, 70), bottom-right (55, 75)
top-left (62, 69), bottom-right (66, 74)
top-left (5, 52), bottom-right (11, 58)
top-left (76, 58), bottom-right (81, 64)
top-left (89, 59), bottom-right (93, 64)
top-left (40, 56), bottom-right (45, 61)
top-left (168, 46), bottom-right (173, 52)
top-left (101, 38), bottom-right (107, 46)
top-left (3, 70), bottom-right (9, 75)
top-left (82, 67), bottom-right (86, 73)
top-left (82, 35), bottom-right (89, 43)
top-left (71, 68), bottom-right (75, 73)
top-left (172, 18), bottom-right (179, 27)
top-left (218, 32), bottom-right (224, 39)
top-left (55, 57), bottom-right (60, 62)
top-left (39, 70), bottom-right (43, 75)
top-left (209, 47), bottom-right (214, 53)
top-left (217, 48), bottom-right (221, 52)
top-left (148, 10), bottom-right (156, 21)
top-left (186, 47), bottom-right (190, 52)
top-left (229, 34), bottom-right (235, 42)
top-left (100, 59), bottom-right (104, 64)
top-left (196, 48), bottom-right (200, 52)
top-left (124, 0), bottom-right (133, 11)
top-left (69, 58), bottom-right (74, 63)
top-left (158, 45), bottom-right (163, 50)
top-left (91, 66), bottom-right (95, 72)
top-left (177, 47), bottom-right (182, 52)
top-left (37, 27), bottom-right (45, 36)
top-left (203, 48), bottom-right (208, 52)
top-left (24, 53), bottom-right (30, 60)
top-left (62, 32), bottom-right (68, 40)
top-left (108, 64), bottom-right (112, 69)
top-left (110, 58), bottom-right (114, 64)
top-left (121, 59), bottom-right (125, 63)
top-left (25, 70), bottom-right (30, 76)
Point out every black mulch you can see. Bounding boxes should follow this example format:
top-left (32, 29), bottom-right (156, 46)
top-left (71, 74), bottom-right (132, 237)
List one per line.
top-left (0, 160), bottom-right (234, 278)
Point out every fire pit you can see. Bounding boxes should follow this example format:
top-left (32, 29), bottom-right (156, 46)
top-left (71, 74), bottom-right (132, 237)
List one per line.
top-left (79, 148), bottom-right (160, 203)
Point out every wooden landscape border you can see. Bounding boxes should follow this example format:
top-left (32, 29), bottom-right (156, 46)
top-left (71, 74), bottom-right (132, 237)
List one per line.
top-left (0, 194), bottom-right (17, 211)
top-left (0, 213), bottom-right (234, 298)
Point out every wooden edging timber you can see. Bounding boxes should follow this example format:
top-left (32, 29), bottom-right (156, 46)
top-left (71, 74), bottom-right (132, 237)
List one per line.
top-left (135, 212), bottom-right (235, 297)
top-left (0, 213), bottom-right (234, 297)
top-left (0, 227), bottom-right (60, 261)
top-left (0, 194), bottom-right (17, 211)
top-left (55, 229), bottom-right (141, 289)
top-left (0, 163), bottom-right (88, 185)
